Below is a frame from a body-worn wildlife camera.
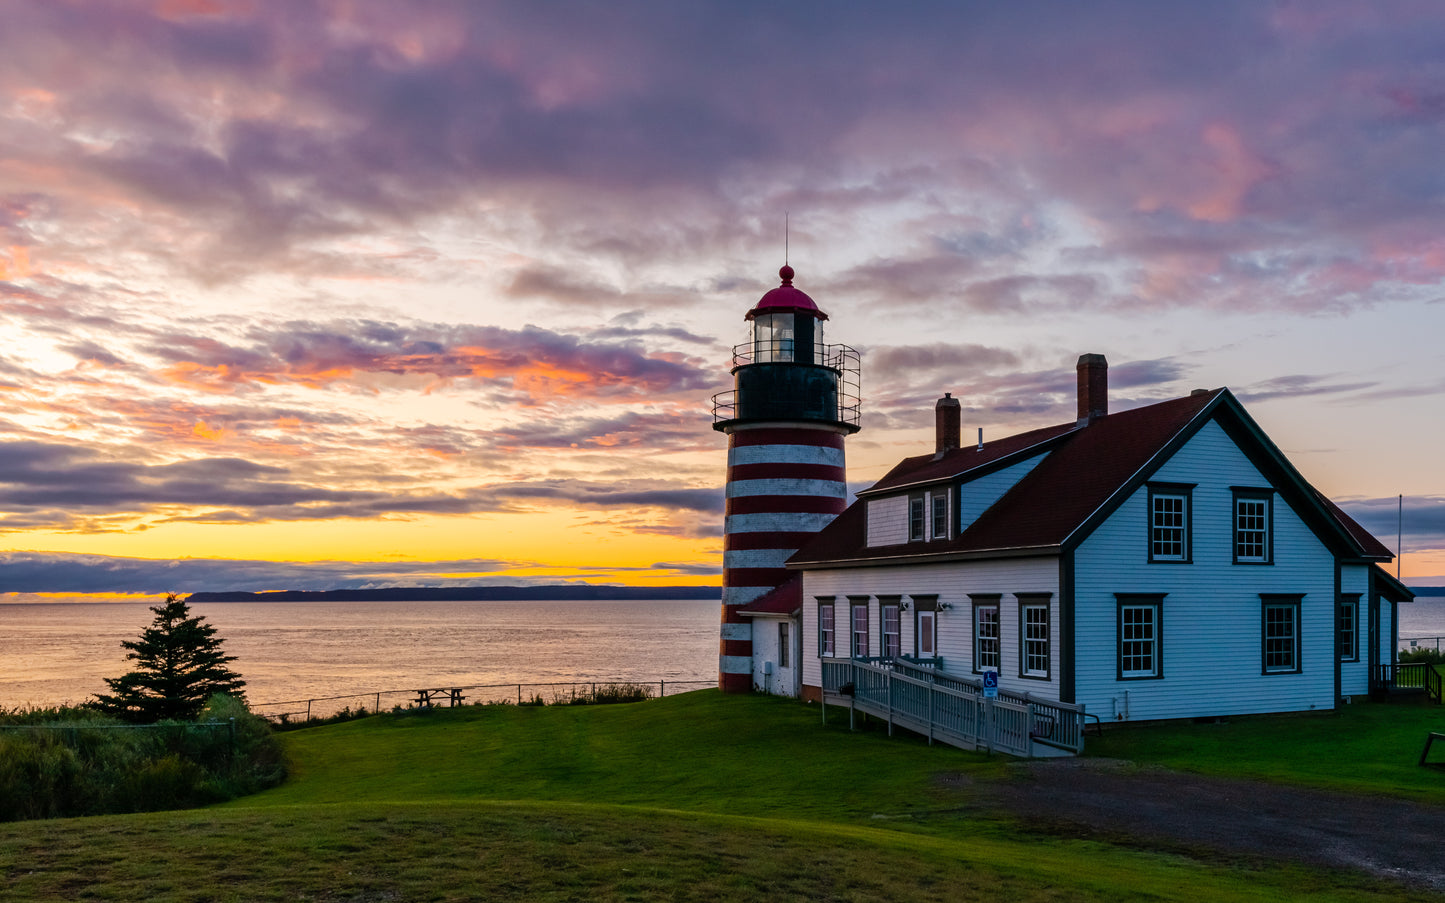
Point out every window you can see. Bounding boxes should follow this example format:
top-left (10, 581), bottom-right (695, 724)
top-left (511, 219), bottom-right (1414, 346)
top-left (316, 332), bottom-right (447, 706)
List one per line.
top-left (1018, 595), bottom-right (1051, 679)
top-left (881, 600), bottom-right (901, 659)
top-left (909, 496), bottom-right (925, 541)
top-left (971, 594), bottom-right (1001, 672)
top-left (1147, 483), bottom-right (1193, 562)
top-left (1116, 594), bottom-right (1163, 680)
top-left (851, 598), bottom-right (870, 658)
top-left (817, 599), bottom-right (835, 656)
top-left (1233, 489), bottom-right (1273, 564)
top-left (931, 491), bottom-right (948, 540)
top-left (778, 622), bottom-right (790, 668)
top-left (1339, 595), bottom-right (1360, 662)
top-left (1262, 595), bottom-right (1302, 674)
top-left (752, 312), bottom-right (795, 362)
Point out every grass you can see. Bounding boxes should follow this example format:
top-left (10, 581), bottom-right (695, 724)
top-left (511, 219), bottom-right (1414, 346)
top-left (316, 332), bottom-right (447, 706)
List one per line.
top-left (1086, 696), bottom-right (1445, 802)
top-left (1, 692), bottom-right (1441, 901)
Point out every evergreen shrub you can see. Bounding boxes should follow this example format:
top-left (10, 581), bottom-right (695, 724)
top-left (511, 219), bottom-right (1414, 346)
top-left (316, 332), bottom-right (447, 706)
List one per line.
top-left (0, 694), bottom-right (285, 822)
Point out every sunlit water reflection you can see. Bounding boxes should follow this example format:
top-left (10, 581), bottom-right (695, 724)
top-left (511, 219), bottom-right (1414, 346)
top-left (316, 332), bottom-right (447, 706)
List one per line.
top-left (0, 599), bottom-right (719, 709)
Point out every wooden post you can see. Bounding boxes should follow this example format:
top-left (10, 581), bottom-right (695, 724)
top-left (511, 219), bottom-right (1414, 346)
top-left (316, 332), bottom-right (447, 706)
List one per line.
top-left (878, 670), bottom-right (890, 733)
top-left (927, 685), bottom-right (934, 746)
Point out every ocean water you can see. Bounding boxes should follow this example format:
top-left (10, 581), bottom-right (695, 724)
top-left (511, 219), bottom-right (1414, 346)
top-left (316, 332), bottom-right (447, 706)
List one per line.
top-left (1399, 596), bottom-right (1445, 648)
top-left (0, 598), bottom-right (720, 713)
top-left (6, 595), bottom-right (1440, 715)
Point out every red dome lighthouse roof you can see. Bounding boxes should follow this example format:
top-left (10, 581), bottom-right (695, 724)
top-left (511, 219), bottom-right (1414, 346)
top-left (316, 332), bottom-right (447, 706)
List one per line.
top-left (746, 265), bottom-right (828, 321)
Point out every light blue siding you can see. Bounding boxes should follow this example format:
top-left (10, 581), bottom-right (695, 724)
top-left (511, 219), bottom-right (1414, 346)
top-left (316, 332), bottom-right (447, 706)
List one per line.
top-left (1340, 563), bottom-right (1370, 697)
top-left (1073, 420), bottom-right (1342, 721)
top-left (959, 452), bottom-right (1048, 533)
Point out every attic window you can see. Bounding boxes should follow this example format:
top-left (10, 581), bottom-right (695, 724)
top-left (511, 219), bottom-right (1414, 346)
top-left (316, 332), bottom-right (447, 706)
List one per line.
top-left (1147, 483), bottom-right (1194, 563)
top-left (908, 495), bottom-right (925, 542)
top-left (1233, 489), bottom-right (1273, 564)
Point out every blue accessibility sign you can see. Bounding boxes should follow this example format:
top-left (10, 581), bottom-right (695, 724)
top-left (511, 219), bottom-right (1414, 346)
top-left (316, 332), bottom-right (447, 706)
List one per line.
top-left (982, 669), bottom-right (998, 698)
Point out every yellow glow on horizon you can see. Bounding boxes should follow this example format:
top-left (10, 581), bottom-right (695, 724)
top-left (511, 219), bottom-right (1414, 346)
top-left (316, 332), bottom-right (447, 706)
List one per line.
top-left (5, 508), bottom-right (721, 586)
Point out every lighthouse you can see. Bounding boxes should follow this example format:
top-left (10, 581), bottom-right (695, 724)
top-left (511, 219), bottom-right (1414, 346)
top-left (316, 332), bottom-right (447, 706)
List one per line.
top-left (712, 265), bottom-right (861, 692)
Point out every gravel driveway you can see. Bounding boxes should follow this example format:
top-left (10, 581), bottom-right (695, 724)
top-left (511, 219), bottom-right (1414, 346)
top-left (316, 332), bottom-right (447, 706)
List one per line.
top-left (973, 758), bottom-right (1445, 891)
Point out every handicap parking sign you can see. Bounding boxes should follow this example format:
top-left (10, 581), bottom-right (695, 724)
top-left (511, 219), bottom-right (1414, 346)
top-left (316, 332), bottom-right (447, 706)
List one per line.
top-left (982, 669), bottom-right (998, 698)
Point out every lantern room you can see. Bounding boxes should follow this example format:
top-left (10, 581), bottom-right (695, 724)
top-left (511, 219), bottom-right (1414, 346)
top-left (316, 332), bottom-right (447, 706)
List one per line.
top-left (712, 266), bottom-right (860, 434)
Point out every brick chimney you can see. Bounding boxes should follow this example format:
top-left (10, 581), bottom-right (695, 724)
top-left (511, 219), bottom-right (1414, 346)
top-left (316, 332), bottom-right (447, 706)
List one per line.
top-left (935, 392), bottom-right (961, 456)
top-left (1076, 354), bottom-right (1108, 426)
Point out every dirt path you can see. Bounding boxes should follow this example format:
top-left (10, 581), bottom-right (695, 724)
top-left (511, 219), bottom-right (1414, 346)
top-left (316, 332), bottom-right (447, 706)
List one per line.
top-left (972, 758), bottom-right (1445, 891)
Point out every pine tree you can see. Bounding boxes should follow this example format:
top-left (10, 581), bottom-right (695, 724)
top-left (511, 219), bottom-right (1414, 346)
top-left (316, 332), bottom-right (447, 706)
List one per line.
top-left (92, 594), bottom-right (247, 722)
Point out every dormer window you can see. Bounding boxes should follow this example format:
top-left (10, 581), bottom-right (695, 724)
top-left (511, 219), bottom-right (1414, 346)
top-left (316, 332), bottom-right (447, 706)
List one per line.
top-left (931, 490), bottom-right (949, 540)
top-left (908, 495), bottom-right (925, 541)
top-left (752, 312), bottom-right (795, 362)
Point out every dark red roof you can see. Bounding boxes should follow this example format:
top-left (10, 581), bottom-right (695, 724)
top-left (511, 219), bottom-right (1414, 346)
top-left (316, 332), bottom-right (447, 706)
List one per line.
top-left (737, 575), bottom-right (802, 616)
top-left (790, 388), bottom-right (1395, 567)
top-left (747, 265), bottom-right (827, 320)
top-left (1314, 491), bottom-right (1395, 558)
top-left (865, 421), bottom-right (1077, 494)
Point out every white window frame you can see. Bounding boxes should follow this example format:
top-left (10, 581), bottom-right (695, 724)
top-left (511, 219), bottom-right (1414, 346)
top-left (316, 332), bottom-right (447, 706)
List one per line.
top-left (1117, 595), bottom-right (1163, 680)
top-left (817, 599), bottom-right (835, 657)
top-left (972, 596), bottom-right (1001, 673)
top-left (1147, 483), bottom-right (1192, 563)
top-left (931, 491), bottom-right (949, 541)
top-left (1262, 595), bottom-right (1302, 674)
top-left (1338, 596), bottom-right (1359, 662)
top-left (1018, 599), bottom-right (1050, 679)
top-left (880, 601), bottom-right (901, 659)
top-left (1233, 489), bottom-right (1273, 564)
top-left (851, 598), bottom-right (870, 659)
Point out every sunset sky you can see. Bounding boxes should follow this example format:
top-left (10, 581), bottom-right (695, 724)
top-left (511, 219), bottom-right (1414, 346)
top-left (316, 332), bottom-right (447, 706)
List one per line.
top-left (1, 0), bottom-right (1443, 597)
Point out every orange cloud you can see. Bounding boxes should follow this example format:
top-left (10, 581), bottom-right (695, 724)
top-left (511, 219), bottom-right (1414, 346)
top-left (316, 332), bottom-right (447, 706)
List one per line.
top-left (0, 246), bottom-right (31, 280)
top-left (192, 420), bottom-right (227, 441)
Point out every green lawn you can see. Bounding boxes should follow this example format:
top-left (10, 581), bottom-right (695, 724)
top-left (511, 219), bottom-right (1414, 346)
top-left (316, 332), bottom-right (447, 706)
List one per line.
top-left (1, 692), bottom-right (1440, 902)
top-left (1086, 696), bottom-right (1445, 802)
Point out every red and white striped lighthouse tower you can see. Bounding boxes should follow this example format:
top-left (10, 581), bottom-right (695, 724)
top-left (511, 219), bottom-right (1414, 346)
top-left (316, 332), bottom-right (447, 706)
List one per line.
top-left (712, 266), bottom-right (861, 692)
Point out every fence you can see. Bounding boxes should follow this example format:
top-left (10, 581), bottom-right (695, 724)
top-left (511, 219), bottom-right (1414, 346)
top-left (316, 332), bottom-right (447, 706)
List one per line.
top-left (249, 679), bottom-right (717, 723)
top-left (1400, 636), bottom-right (1445, 654)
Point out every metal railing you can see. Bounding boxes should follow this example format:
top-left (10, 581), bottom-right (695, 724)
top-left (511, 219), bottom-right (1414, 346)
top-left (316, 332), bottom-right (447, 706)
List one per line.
top-left (712, 342), bottom-right (861, 428)
top-left (249, 679), bottom-right (716, 723)
top-left (820, 657), bottom-right (1087, 756)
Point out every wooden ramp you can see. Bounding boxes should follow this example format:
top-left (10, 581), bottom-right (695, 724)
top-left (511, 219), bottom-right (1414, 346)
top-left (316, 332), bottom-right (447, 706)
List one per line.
top-left (821, 658), bottom-right (1087, 758)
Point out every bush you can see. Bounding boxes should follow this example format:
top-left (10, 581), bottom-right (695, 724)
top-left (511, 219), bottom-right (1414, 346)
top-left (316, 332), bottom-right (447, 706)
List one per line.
top-left (0, 694), bottom-right (285, 822)
top-left (1398, 648), bottom-right (1445, 666)
top-left (267, 704), bottom-right (374, 733)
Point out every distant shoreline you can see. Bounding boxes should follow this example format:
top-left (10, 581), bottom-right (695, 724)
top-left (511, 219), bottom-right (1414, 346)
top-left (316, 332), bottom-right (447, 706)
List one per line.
top-left (185, 585), bottom-right (722, 603)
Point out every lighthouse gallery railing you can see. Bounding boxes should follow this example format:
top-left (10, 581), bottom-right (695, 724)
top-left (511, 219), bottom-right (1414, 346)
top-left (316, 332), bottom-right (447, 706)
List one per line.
top-left (711, 342), bottom-right (861, 428)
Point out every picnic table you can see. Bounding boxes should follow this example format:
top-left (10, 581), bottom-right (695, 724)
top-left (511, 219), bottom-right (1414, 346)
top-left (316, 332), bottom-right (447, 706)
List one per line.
top-left (414, 688), bottom-right (466, 708)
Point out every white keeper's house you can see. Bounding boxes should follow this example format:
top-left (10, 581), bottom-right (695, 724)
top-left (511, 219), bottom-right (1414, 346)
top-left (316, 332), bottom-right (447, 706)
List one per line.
top-left (787, 353), bottom-right (1414, 727)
